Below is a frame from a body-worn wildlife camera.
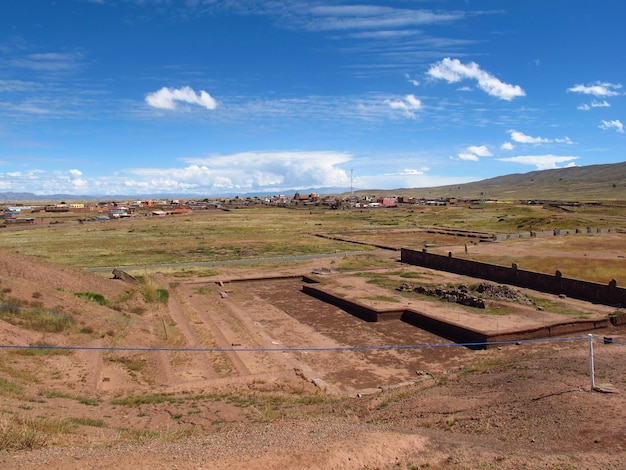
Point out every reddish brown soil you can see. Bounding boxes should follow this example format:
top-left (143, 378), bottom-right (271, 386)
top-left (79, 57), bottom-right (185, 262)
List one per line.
top-left (0, 236), bottom-right (625, 469)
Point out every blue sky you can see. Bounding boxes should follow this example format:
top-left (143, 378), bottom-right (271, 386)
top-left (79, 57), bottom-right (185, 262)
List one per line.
top-left (1, 0), bottom-right (624, 196)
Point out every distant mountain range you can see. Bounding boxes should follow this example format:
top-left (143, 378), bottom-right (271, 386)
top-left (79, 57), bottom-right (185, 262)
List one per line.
top-left (2, 162), bottom-right (626, 203)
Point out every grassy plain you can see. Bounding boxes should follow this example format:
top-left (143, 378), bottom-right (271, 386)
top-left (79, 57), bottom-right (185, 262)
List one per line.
top-left (0, 202), bottom-right (624, 282)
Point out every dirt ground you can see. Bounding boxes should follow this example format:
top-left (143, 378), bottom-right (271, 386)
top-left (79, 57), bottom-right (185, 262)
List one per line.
top-left (0, 234), bottom-right (625, 469)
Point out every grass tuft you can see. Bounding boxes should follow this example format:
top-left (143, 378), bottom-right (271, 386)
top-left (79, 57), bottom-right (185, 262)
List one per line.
top-left (0, 416), bottom-right (49, 450)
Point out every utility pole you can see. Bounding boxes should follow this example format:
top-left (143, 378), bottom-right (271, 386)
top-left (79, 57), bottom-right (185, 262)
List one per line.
top-left (350, 169), bottom-right (354, 197)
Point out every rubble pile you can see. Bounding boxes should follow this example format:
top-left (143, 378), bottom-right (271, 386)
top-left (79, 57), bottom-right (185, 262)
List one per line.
top-left (397, 281), bottom-right (532, 309)
top-left (476, 282), bottom-right (533, 304)
top-left (397, 283), bottom-right (485, 309)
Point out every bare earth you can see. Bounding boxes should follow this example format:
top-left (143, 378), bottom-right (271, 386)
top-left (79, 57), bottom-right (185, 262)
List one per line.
top-left (0, 234), bottom-right (625, 469)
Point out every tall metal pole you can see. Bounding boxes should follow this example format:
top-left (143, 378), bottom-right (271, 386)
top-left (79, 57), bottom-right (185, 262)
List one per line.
top-left (588, 334), bottom-right (595, 391)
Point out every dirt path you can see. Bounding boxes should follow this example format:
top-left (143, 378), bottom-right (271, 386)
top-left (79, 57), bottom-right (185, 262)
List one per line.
top-left (153, 274), bottom-right (224, 387)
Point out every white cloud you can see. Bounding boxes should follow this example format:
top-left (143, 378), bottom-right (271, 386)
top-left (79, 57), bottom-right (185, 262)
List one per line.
top-left (176, 150), bottom-right (352, 190)
top-left (508, 130), bottom-right (549, 144)
top-left (10, 52), bottom-right (84, 72)
top-left (599, 119), bottom-right (624, 133)
top-left (68, 169), bottom-right (88, 189)
top-left (497, 155), bottom-right (579, 170)
top-left (385, 94), bottom-right (422, 117)
top-left (405, 95), bottom-right (422, 108)
top-left (508, 130), bottom-right (572, 145)
top-left (456, 145), bottom-right (491, 162)
top-left (306, 5), bottom-right (463, 31)
top-left (467, 145), bottom-right (492, 157)
top-left (427, 58), bottom-right (525, 101)
top-left (577, 100), bottom-right (611, 111)
top-left (399, 168), bottom-right (425, 175)
top-left (404, 74), bottom-right (420, 87)
top-left (500, 142), bottom-right (514, 150)
top-left (3, 151), bottom-right (354, 196)
top-left (568, 81), bottom-right (622, 97)
top-left (145, 86), bottom-right (218, 111)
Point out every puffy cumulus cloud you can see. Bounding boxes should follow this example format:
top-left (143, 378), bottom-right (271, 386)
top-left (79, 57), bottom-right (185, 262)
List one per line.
top-left (427, 58), bottom-right (525, 101)
top-left (501, 142), bottom-right (514, 150)
top-left (174, 150), bottom-right (353, 191)
top-left (3, 168), bottom-right (97, 195)
top-left (2, 151), bottom-right (352, 196)
top-left (599, 119), bottom-right (624, 133)
top-left (385, 94), bottom-right (422, 117)
top-left (568, 81), bottom-right (622, 97)
top-left (466, 145), bottom-right (492, 157)
top-left (457, 144), bottom-right (491, 162)
top-left (508, 130), bottom-right (549, 144)
top-left (145, 86), bottom-right (217, 111)
top-left (68, 169), bottom-right (89, 189)
top-left (497, 155), bottom-right (578, 170)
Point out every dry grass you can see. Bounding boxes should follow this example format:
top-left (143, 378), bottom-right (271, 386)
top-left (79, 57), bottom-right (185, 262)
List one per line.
top-left (0, 415), bottom-right (82, 450)
top-left (0, 208), bottom-right (366, 268)
top-left (2, 205), bottom-right (623, 287)
top-left (471, 255), bottom-right (626, 284)
top-left (1, 204), bottom-right (620, 270)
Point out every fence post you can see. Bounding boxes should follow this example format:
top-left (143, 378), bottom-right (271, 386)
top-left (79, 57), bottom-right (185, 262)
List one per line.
top-left (588, 334), bottom-right (595, 391)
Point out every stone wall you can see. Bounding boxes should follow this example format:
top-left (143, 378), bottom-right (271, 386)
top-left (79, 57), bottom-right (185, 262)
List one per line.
top-left (301, 285), bottom-right (403, 322)
top-left (302, 283), bottom-right (613, 349)
top-left (400, 248), bottom-right (626, 307)
top-left (492, 227), bottom-right (614, 241)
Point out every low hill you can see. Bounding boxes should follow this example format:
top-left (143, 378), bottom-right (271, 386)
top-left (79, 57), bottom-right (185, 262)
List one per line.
top-left (357, 161), bottom-right (626, 201)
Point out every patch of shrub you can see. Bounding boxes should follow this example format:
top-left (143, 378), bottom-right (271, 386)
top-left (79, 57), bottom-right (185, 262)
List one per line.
top-left (12, 342), bottom-right (73, 356)
top-left (129, 306), bottom-right (146, 315)
top-left (0, 301), bottom-right (75, 333)
top-left (1, 297), bottom-right (24, 314)
top-left (156, 289), bottom-right (169, 303)
top-left (74, 292), bottom-right (108, 306)
top-left (79, 325), bottom-right (95, 334)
